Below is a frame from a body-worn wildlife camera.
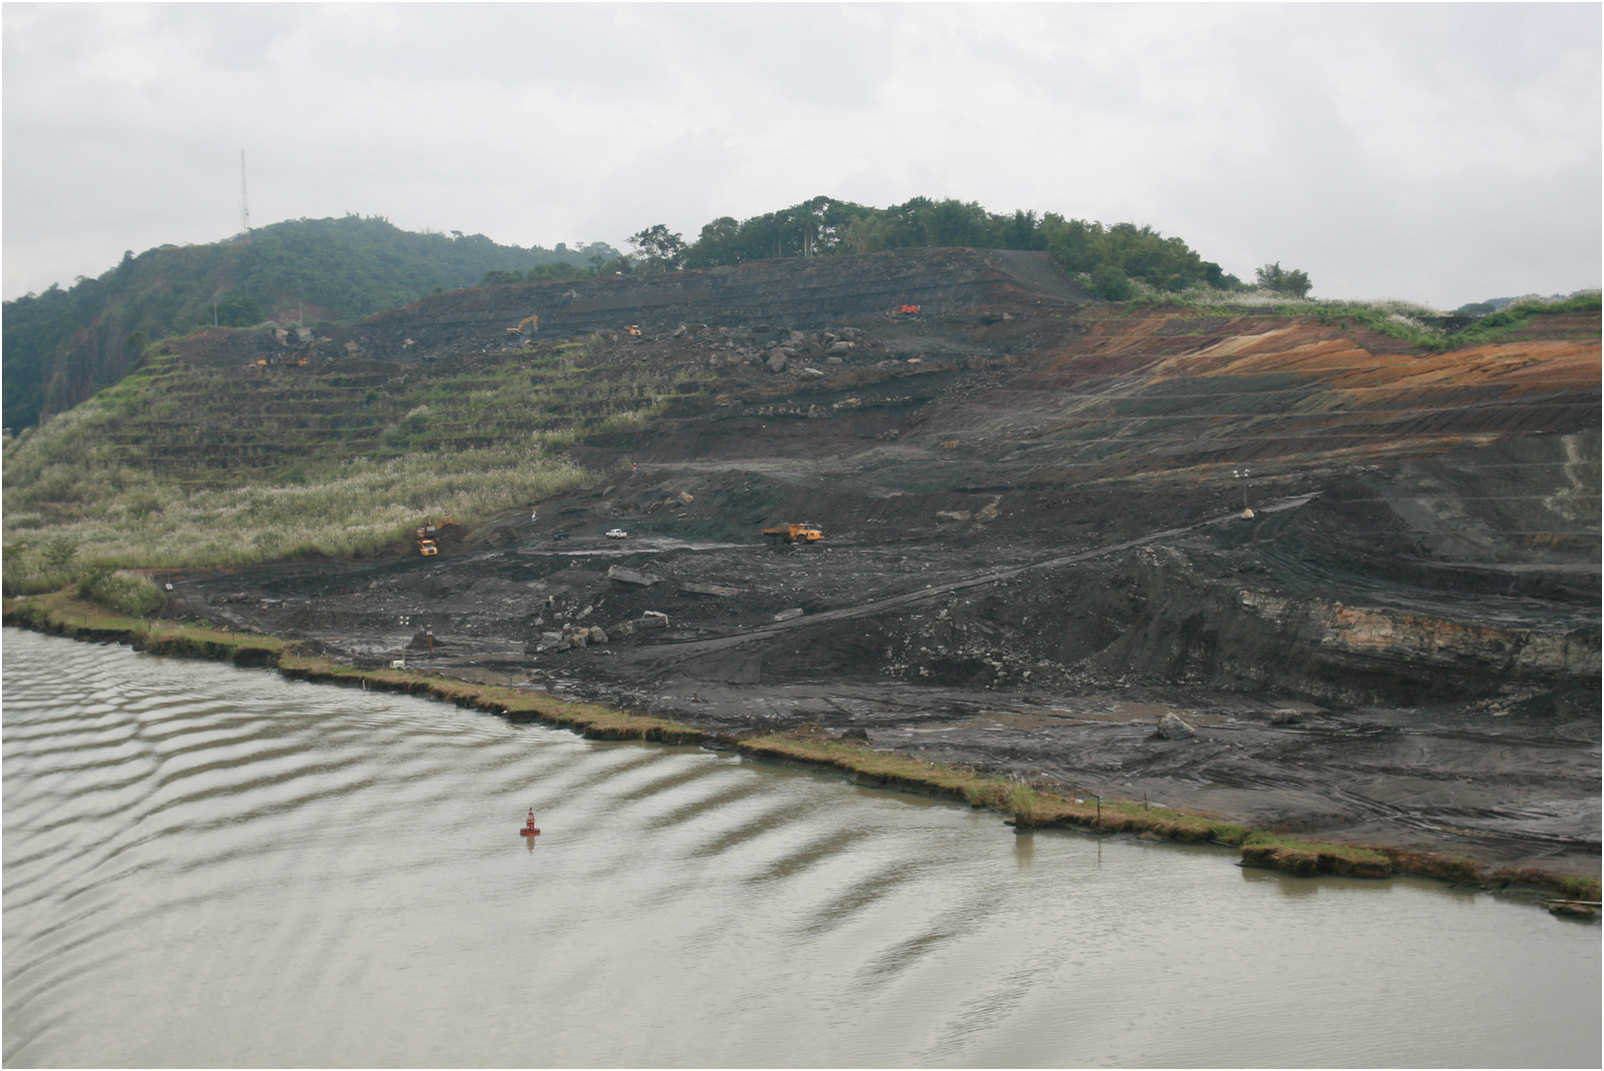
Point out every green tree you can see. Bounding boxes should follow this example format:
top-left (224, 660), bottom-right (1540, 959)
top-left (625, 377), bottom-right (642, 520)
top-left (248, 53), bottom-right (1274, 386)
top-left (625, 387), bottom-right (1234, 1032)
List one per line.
top-left (215, 293), bottom-right (264, 327)
top-left (627, 225), bottom-right (687, 271)
top-left (1255, 262), bottom-right (1312, 298)
top-left (685, 217), bottom-right (742, 267)
top-left (43, 535), bottom-right (79, 572)
top-left (1089, 264), bottom-right (1133, 301)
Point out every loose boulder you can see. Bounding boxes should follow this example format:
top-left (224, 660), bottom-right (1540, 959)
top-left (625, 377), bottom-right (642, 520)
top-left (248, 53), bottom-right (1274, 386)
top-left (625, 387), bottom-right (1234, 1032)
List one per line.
top-left (679, 582), bottom-right (742, 598)
top-left (608, 565), bottom-right (663, 587)
top-left (1155, 713), bottom-right (1197, 740)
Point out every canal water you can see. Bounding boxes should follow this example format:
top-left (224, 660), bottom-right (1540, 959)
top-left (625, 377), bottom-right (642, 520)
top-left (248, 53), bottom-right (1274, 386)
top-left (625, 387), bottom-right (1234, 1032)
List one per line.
top-left (3, 628), bottom-right (1598, 1067)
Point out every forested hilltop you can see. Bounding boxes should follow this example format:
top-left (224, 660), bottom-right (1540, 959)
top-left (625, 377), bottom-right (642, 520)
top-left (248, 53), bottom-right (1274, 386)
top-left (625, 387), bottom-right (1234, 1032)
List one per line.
top-left (2, 216), bottom-right (618, 433)
top-left (624, 194), bottom-right (1252, 299)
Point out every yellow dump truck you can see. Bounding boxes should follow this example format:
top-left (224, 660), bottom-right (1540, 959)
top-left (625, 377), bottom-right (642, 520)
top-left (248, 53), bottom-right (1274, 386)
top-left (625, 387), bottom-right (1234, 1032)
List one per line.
top-left (417, 521), bottom-right (441, 556)
top-left (762, 522), bottom-right (824, 545)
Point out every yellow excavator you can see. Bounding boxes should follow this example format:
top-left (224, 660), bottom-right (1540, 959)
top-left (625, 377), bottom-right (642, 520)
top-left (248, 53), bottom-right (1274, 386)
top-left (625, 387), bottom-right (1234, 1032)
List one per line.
top-left (505, 314), bottom-right (539, 339)
top-left (762, 522), bottom-right (824, 545)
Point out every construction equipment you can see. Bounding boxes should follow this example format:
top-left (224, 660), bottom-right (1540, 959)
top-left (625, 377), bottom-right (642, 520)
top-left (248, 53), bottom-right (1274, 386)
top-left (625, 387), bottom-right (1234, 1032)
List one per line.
top-left (506, 314), bottom-right (539, 338)
top-left (896, 304), bottom-right (920, 316)
top-left (416, 520), bottom-right (442, 556)
top-left (626, 324), bottom-right (642, 337)
top-left (762, 522), bottom-right (824, 545)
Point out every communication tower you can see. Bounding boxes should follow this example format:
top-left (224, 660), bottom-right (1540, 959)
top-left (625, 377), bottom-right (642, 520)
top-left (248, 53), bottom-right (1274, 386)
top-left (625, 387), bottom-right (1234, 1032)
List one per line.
top-left (240, 149), bottom-right (251, 235)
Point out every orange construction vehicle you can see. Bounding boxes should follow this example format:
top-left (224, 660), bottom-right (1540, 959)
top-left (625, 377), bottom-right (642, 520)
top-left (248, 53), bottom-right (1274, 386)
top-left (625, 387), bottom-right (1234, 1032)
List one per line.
top-left (417, 520), bottom-right (441, 557)
top-left (506, 314), bottom-right (539, 338)
top-left (762, 522), bottom-right (824, 545)
top-left (896, 304), bottom-right (920, 316)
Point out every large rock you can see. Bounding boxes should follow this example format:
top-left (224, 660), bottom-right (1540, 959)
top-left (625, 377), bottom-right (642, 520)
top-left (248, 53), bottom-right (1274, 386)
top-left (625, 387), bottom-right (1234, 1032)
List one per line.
top-left (1156, 713), bottom-right (1197, 740)
top-left (608, 565), bottom-right (662, 586)
top-left (680, 581), bottom-right (742, 598)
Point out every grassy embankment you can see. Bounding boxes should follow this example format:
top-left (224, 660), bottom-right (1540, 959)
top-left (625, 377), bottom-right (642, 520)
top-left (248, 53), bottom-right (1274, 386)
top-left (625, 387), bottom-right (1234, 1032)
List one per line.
top-left (6, 588), bottom-right (1597, 903)
top-left (1129, 287), bottom-right (1601, 350)
top-left (2, 336), bottom-right (713, 593)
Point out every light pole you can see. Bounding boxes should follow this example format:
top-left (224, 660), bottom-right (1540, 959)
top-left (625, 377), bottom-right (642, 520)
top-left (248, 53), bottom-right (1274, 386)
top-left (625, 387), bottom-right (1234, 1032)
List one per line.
top-left (1232, 467), bottom-right (1250, 509)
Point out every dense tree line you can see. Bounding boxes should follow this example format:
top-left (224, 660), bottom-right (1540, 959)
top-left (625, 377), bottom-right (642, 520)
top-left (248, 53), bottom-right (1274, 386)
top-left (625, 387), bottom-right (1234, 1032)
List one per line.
top-left (2, 216), bottom-right (618, 432)
top-left (619, 196), bottom-right (1261, 299)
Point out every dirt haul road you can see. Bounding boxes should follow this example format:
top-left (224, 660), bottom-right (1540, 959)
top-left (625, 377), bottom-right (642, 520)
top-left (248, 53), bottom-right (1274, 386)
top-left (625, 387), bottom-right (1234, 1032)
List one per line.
top-left (167, 248), bottom-right (1600, 879)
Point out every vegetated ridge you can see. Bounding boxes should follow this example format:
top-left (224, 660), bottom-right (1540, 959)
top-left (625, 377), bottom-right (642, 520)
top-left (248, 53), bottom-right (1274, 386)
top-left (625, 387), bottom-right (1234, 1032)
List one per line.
top-left (4, 242), bottom-right (1599, 885)
top-left (1, 215), bottom-right (621, 434)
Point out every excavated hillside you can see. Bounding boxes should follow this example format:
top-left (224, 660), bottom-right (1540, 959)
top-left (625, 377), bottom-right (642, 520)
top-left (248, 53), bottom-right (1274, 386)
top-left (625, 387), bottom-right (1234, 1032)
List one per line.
top-left (162, 248), bottom-right (1601, 877)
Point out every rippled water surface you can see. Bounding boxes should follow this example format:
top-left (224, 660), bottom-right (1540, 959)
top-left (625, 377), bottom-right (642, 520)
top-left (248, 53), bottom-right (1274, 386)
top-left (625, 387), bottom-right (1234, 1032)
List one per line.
top-left (3, 629), bottom-right (1598, 1067)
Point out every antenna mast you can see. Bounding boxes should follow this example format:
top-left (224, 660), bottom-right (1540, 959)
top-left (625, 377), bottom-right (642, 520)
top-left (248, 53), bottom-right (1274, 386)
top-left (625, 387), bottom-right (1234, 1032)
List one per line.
top-left (240, 149), bottom-right (251, 235)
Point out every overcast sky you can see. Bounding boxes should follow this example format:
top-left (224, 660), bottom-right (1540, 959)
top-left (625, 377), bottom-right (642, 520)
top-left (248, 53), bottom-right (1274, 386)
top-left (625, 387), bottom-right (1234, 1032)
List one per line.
top-left (3, 2), bottom-right (1599, 310)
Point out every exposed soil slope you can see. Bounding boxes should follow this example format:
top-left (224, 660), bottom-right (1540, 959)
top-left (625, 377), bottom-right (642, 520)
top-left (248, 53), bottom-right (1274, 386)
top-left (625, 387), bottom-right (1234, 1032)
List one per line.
top-left (165, 249), bottom-right (1601, 878)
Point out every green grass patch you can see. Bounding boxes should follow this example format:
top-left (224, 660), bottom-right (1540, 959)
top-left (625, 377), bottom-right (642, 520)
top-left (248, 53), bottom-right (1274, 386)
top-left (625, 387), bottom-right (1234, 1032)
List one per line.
top-left (736, 733), bottom-right (1250, 845)
top-left (3, 591), bottom-right (287, 666)
top-left (736, 732), bottom-right (1029, 808)
top-left (1, 333), bottom-right (715, 583)
top-left (272, 655), bottom-right (714, 745)
top-left (1127, 289), bottom-right (1600, 351)
top-left (78, 568), bottom-right (167, 618)
top-left (1241, 832), bottom-right (1394, 878)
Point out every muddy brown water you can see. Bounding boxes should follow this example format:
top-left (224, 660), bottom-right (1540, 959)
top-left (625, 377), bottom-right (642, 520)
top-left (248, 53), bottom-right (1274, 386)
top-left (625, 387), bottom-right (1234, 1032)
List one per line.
top-left (3, 628), bottom-right (1598, 1068)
